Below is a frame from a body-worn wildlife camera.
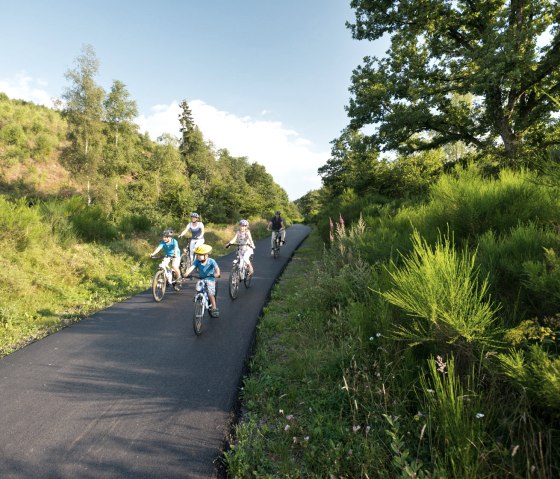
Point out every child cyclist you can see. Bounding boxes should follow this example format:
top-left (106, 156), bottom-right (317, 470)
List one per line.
top-left (178, 212), bottom-right (205, 264)
top-left (225, 219), bottom-right (256, 276)
top-left (150, 229), bottom-right (182, 283)
top-left (184, 244), bottom-right (221, 317)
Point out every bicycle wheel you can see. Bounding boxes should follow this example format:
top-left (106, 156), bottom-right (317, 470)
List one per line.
top-left (179, 252), bottom-right (191, 277)
top-left (244, 269), bottom-right (253, 288)
top-left (193, 296), bottom-right (204, 336)
top-left (152, 270), bottom-right (166, 302)
top-left (229, 264), bottom-right (240, 299)
top-left (273, 239), bottom-right (280, 258)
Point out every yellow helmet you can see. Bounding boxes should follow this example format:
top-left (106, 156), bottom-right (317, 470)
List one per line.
top-left (194, 244), bottom-right (212, 255)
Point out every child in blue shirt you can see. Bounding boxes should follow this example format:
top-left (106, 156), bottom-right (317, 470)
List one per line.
top-left (184, 244), bottom-right (221, 317)
top-left (150, 229), bottom-right (182, 283)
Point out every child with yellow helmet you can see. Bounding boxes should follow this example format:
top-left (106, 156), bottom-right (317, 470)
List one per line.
top-left (183, 244), bottom-right (221, 317)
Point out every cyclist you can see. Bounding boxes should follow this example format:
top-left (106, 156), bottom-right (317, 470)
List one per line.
top-left (178, 212), bottom-right (205, 264)
top-left (225, 219), bottom-right (256, 276)
top-left (184, 244), bottom-right (221, 317)
top-left (267, 210), bottom-right (286, 255)
top-left (150, 229), bottom-right (182, 283)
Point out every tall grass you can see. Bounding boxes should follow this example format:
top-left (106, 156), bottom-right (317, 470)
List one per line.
top-left (419, 355), bottom-right (487, 478)
top-left (382, 229), bottom-right (500, 363)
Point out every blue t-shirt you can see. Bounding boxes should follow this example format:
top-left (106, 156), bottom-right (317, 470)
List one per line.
top-left (193, 257), bottom-right (218, 280)
top-left (159, 238), bottom-right (180, 257)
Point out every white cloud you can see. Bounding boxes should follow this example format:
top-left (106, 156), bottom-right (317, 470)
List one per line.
top-left (0, 72), bottom-right (55, 108)
top-left (137, 100), bottom-right (326, 200)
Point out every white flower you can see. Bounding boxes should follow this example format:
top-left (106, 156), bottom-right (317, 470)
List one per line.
top-left (279, 409), bottom-right (284, 415)
top-left (376, 333), bottom-right (381, 337)
top-left (304, 436), bottom-right (310, 441)
top-left (475, 413), bottom-right (485, 419)
top-left (352, 425), bottom-right (361, 433)
top-left (369, 336), bottom-right (374, 341)
top-left (284, 424), bottom-right (290, 431)
top-left (286, 414), bottom-right (294, 421)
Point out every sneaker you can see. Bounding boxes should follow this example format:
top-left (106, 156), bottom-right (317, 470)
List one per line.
top-left (211, 308), bottom-right (220, 318)
top-left (282, 240), bottom-right (286, 245)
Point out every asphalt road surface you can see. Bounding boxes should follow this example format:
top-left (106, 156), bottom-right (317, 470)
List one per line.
top-left (0, 224), bottom-right (311, 479)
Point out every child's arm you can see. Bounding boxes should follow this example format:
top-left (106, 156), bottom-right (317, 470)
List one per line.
top-left (214, 263), bottom-right (221, 278)
top-left (150, 244), bottom-right (163, 257)
top-left (184, 264), bottom-right (196, 277)
top-left (248, 231), bottom-right (256, 249)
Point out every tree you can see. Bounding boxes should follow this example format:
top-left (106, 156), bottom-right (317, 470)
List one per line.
top-left (104, 80), bottom-right (138, 147)
top-left (346, 0), bottom-right (560, 161)
top-left (62, 44), bottom-right (105, 177)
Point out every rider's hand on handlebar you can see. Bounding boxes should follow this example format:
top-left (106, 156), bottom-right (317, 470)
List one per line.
top-left (225, 243), bottom-right (230, 248)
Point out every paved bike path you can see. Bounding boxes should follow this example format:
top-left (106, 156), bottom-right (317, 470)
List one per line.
top-left (0, 224), bottom-right (310, 479)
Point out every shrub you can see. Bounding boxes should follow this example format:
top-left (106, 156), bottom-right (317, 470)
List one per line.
top-left (382, 229), bottom-right (500, 362)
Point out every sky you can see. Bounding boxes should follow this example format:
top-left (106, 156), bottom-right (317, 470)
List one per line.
top-left (0, 0), bottom-right (388, 200)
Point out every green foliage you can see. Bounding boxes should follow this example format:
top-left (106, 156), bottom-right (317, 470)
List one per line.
top-left (0, 94), bottom-right (67, 165)
top-left (382, 230), bottom-right (500, 359)
top-left (499, 345), bottom-right (560, 415)
top-left (346, 0), bottom-right (560, 160)
top-left (419, 356), bottom-right (487, 478)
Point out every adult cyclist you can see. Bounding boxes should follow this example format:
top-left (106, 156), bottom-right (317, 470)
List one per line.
top-left (267, 210), bottom-right (286, 256)
top-left (178, 212), bottom-right (205, 264)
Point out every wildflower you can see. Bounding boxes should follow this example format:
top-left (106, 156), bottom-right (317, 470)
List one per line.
top-left (284, 425), bottom-right (290, 431)
top-left (352, 425), bottom-right (361, 433)
top-left (376, 332), bottom-right (381, 337)
top-left (436, 355), bottom-right (447, 373)
top-left (475, 413), bottom-right (485, 419)
top-left (279, 409), bottom-right (284, 415)
top-left (293, 437), bottom-right (297, 444)
top-left (365, 426), bottom-right (371, 434)
top-left (304, 436), bottom-right (310, 441)
top-left (286, 415), bottom-right (294, 421)
top-left (511, 445), bottom-right (520, 457)
top-left (426, 389), bottom-right (435, 394)
top-left (369, 336), bottom-right (374, 341)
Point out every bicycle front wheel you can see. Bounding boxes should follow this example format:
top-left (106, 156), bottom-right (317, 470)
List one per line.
top-left (273, 240), bottom-right (280, 259)
top-left (229, 265), bottom-right (240, 299)
top-left (152, 270), bottom-right (166, 302)
top-left (193, 296), bottom-right (204, 336)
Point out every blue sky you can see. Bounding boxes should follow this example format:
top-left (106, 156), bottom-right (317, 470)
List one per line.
top-left (1, 0), bottom-right (388, 199)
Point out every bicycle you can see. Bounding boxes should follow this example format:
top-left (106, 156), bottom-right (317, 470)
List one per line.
top-left (271, 229), bottom-right (284, 259)
top-left (179, 242), bottom-right (191, 277)
top-left (151, 256), bottom-right (182, 302)
top-left (191, 275), bottom-right (219, 336)
top-left (228, 243), bottom-right (253, 300)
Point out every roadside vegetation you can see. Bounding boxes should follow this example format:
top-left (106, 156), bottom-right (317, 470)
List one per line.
top-left (226, 1), bottom-right (560, 476)
top-left (226, 165), bottom-right (560, 477)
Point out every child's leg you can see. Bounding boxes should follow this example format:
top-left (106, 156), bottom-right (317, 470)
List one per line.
top-left (171, 257), bottom-right (181, 279)
top-left (209, 294), bottom-right (217, 310)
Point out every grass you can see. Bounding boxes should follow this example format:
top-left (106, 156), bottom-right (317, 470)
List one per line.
top-left (224, 229), bottom-right (394, 478)
top-left (0, 199), bottom-right (270, 357)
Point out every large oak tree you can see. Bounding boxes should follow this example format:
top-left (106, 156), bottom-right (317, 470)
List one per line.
top-left (346, 0), bottom-right (560, 160)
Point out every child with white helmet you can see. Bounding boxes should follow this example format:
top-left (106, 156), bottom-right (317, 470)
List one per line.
top-left (225, 219), bottom-right (256, 276)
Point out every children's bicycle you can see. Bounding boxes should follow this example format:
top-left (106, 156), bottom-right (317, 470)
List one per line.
top-left (151, 256), bottom-right (181, 302)
top-left (228, 243), bottom-right (253, 300)
top-left (191, 276), bottom-right (219, 336)
top-left (179, 243), bottom-right (191, 277)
